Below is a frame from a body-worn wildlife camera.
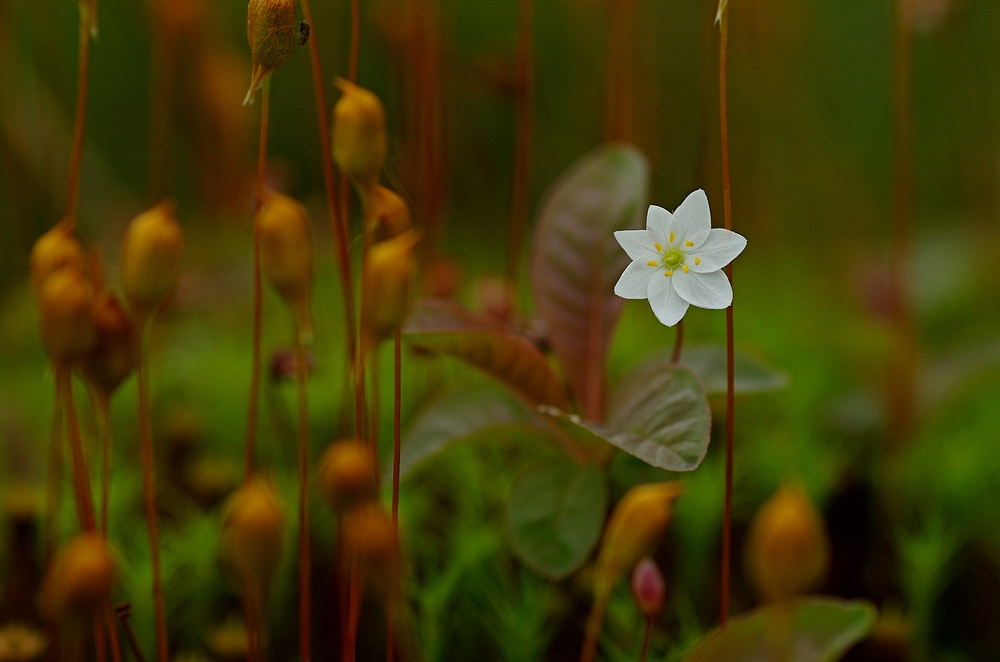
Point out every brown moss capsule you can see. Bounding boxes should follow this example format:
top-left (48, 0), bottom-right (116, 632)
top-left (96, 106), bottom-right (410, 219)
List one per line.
top-left (79, 291), bottom-right (134, 397)
top-left (30, 225), bottom-right (85, 296)
top-left (0, 622), bottom-right (47, 661)
top-left (366, 185), bottom-right (412, 243)
top-left (316, 441), bottom-right (378, 513)
top-left (331, 79), bottom-right (387, 191)
top-left (244, 0), bottom-right (296, 104)
top-left (37, 269), bottom-right (96, 362)
top-left (593, 481), bottom-right (683, 600)
top-left (41, 534), bottom-right (116, 619)
top-left (362, 229), bottom-right (420, 352)
top-left (259, 190), bottom-right (314, 343)
top-left (745, 484), bottom-right (830, 603)
top-left (342, 503), bottom-right (401, 599)
top-left (121, 201), bottom-right (183, 318)
top-left (220, 477), bottom-right (285, 596)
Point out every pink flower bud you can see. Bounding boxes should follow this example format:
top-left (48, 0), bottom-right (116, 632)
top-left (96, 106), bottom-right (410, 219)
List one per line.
top-left (630, 557), bottom-right (665, 618)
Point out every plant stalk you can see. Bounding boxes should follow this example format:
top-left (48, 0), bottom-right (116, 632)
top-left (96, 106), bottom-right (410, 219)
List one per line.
top-left (63, 5), bottom-right (93, 231)
top-left (296, 338), bottom-right (312, 662)
top-left (671, 319), bottom-right (684, 364)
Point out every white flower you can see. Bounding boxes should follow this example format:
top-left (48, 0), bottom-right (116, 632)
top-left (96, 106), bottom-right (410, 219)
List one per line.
top-left (613, 189), bottom-right (746, 327)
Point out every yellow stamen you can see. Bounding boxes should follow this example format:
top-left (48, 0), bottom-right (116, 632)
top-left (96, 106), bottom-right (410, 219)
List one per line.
top-left (685, 240), bottom-right (694, 247)
top-left (695, 257), bottom-right (701, 265)
top-left (669, 232), bottom-right (675, 243)
top-left (664, 271), bottom-right (672, 277)
top-left (647, 261), bottom-right (657, 267)
top-left (682, 265), bottom-right (689, 273)
top-left (654, 243), bottom-right (662, 252)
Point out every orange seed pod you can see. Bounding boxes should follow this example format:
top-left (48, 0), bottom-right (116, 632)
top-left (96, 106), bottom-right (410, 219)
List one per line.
top-left (121, 201), bottom-right (183, 318)
top-left (593, 481), bottom-right (683, 601)
top-left (258, 190), bottom-right (314, 343)
top-left (37, 269), bottom-right (95, 362)
top-left (745, 484), bottom-right (830, 603)
top-left (41, 533), bottom-right (116, 619)
top-left (30, 225), bottom-right (85, 296)
top-left (316, 441), bottom-right (379, 513)
top-left (220, 476), bottom-right (285, 596)
top-left (331, 79), bottom-right (387, 191)
top-left (363, 229), bottom-right (420, 351)
top-left (243, 0), bottom-right (296, 104)
top-left (366, 185), bottom-right (412, 243)
top-left (79, 291), bottom-right (134, 396)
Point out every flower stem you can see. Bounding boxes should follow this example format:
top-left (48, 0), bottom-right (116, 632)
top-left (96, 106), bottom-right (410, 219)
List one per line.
top-left (245, 78), bottom-right (271, 482)
top-left (638, 616), bottom-right (654, 662)
top-left (63, 5), bottom-right (93, 232)
top-left (296, 337), bottom-right (312, 662)
top-left (297, 0), bottom-right (357, 403)
top-left (44, 386), bottom-right (64, 563)
top-left (506, 0), bottom-right (534, 285)
top-left (670, 319), bottom-right (684, 364)
top-left (95, 392), bottom-right (111, 537)
top-left (386, 328), bottom-right (402, 662)
top-left (57, 365), bottom-right (95, 532)
top-left (243, 579), bottom-right (259, 662)
top-left (135, 320), bottom-right (169, 662)
top-left (718, 7), bottom-right (735, 630)
top-left (578, 592), bottom-right (608, 662)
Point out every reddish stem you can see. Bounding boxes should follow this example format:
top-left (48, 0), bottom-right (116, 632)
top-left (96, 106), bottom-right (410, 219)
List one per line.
top-left (135, 322), bottom-right (169, 662)
top-left (244, 579), bottom-right (258, 662)
top-left (638, 617), bottom-right (654, 662)
top-left (57, 366), bottom-right (95, 532)
top-left (245, 79), bottom-right (271, 482)
top-left (670, 319), bottom-right (684, 364)
top-left (718, 10), bottom-right (735, 630)
top-left (387, 329), bottom-right (402, 662)
top-left (63, 8), bottom-right (92, 231)
top-left (296, 339), bottom-right (312, 662)
top-left (343, 562), bottom-right (362, 662)
top-left (44, 386), bottom-right (64, 563)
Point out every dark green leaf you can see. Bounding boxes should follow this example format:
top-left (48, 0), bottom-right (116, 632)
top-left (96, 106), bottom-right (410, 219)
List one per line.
top-left (507, 460), bottom-right (607, 579)
top-left (530, 144), bottom-right (649, 420)
top-left (404, 300), bottom-right (570, 409)
top-left (683, 598), bottom-right (877, 662)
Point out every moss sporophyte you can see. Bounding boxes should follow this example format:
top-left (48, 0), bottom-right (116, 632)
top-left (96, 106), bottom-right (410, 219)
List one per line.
top-left (613, 189), bottom-right (746, 327)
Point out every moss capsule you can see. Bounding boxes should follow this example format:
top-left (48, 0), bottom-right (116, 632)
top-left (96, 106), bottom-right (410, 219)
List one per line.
top-left (121, 201), bottom-right (183, 318)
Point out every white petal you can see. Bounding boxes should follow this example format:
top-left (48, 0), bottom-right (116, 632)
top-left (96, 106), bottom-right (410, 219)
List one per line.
top-left (646, 273), bottom-right (690, 326)
top-left (672, 268), bottom-right (733, 309)
top-left (614, 260), bottom-right (657, 299)
top-left (673, 189), bottom-right (712, 247)
top-left (688, 229), bottom-right (747, 273)
top-left (646, 206), bottom-right (678, 246)
top-left (613, 230), bottom-right (660, 261)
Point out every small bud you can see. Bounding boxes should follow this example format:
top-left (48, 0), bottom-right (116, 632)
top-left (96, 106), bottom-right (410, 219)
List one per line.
top-left (594, 482), bottom-right (683, 601)
top-left (331, 79), bottom-right (387, 191)
top-left (37, 269), bottom-right (95, 362)
top-left (366, 185), bottom-right (411, 243)
top-left (79, 291), bottom-right (134, 397)
top-left (745, 484), bottom-right (830, 603)
top-left (630, 557), bottom-right (666, 618)
top-left (316, 441), bottom-right (378, 512)
top-left (342, 503), bottom-right (401, 599)
top-left (30, 225), bottom-right (86, 296)
top-left (121, 201), bottom-right (183, 318)
top-left (362, 229), bottom-right (420, 351)
top-left (0, 622), bottom-right (47, 661)
top-left (220, 477), bottom-right (285, 596)
top-left (258, 191), bottom-right (314, 343)
top-left (41, 534), bottom-right (116, 619)
top-left (244, 0), bottom-right (297, 104)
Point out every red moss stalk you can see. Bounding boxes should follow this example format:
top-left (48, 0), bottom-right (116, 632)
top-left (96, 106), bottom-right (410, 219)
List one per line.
top-left (63, 5), bottom-right (95, 231)
top-left (296, 339), bottom-right (312, 662)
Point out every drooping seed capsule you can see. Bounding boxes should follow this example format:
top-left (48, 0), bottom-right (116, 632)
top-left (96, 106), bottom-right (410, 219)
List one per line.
top-left (121, 201), bottom-right (183, 318)
top-left (79, 291), bottom-right (134, 397)
top-left (37, 269), bottom-right (96, 362)
top-left (366, 185), bottom-right (411, 243)
top-left (745, 484), bottom-right (830, 603)
top-left (593, 481), bottom-right (683, 601)
top-left (362, 229), bottom-right (420, 352)
top-left (331, 79), bottom-right (387, 191)
top-left (220, 476), bottom-right (285, 597)
top-left (316, 441), bottom-right (378, 513)
top-left (243, 0), bottom-right (297, 104)
top-left (630, 557), bottom-right (666, 619)
top-left (258, 190), bottom-right (314, 343)
top-left (342, 503), bottom-right (401, 600)
top-left (41, 533), bottom-right (117, 619)
top-left (30, 225), bottom-right (86, 296)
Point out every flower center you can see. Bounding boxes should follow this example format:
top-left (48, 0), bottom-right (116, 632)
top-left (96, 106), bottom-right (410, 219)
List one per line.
top-left (662, 247), bottom-right (684, 268)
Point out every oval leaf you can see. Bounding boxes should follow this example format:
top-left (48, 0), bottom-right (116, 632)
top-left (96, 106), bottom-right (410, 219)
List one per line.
top-left (397, 385), bottom-right (540, 479)
top-left (404, 300), bottom-right (570, 409)
top-left (530, 144), bottom-right (649, 420)
top-left (507, 460), bottom-right (608, 579)
top-left (684, 598), bottom-right (877, 662)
